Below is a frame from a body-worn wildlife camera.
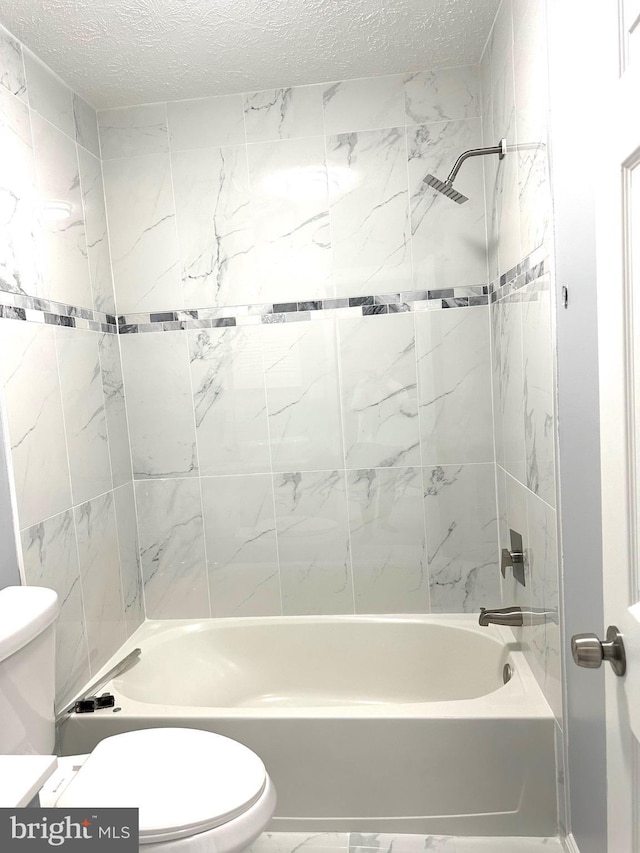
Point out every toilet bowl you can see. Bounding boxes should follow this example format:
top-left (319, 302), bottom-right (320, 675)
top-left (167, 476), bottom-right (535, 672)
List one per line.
top-left (0, 586), bottom-right (276, 852)
top-left (40, 728), bottom-right (276, 853)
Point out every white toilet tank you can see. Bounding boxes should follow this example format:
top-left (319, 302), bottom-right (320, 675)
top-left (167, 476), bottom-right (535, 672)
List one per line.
top-left (0, 586), bottom-right (58, 755)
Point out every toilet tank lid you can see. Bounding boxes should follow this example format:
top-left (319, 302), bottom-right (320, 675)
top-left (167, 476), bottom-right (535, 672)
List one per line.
top-left (0, 587), bottom-right (58, 664)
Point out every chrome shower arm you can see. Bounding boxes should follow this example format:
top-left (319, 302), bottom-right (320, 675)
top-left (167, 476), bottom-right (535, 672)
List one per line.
top-left (446, 138), bottom-right (507, 184)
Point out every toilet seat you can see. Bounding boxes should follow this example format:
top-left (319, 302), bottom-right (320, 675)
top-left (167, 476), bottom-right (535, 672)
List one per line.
top-left (54, 728), bottom-right (268, 844)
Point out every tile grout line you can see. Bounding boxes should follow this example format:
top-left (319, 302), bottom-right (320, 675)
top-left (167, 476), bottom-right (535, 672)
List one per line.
top-left (242, 99), bottom-right (285, 618)
top-left (322, 82), bottom-right (357, 616)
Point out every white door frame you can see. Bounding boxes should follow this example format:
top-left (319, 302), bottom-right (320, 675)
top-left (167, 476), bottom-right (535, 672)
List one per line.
top-left (596, 2), bottom-right (640, 851)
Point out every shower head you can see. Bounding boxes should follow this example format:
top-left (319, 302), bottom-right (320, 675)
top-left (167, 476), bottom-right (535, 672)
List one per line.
top-left (422, 138), bottom-right (507, 205)
top-left (423, 174), bottom-right (469, 205)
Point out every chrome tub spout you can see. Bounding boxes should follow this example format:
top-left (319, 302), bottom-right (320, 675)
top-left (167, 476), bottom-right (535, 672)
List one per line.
top-left (479, 606), bottom-right (557, 627)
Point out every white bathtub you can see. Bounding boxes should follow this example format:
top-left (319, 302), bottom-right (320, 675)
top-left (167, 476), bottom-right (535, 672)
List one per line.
top-left (57, 615), bottom-right (557, 836)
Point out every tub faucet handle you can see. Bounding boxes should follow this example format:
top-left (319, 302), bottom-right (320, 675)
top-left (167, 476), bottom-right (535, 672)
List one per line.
top-left (501, 528), bottom-right (525, 586)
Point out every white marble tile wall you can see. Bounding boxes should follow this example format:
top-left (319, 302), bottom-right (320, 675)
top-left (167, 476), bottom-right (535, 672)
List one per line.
top-left (0, 25), bottom-right (141, 708)
top-left (98, 65), bottom-right (488, 314)
top-left (0, 316), bottom-right (141, 706)
top-left (119, 331), bottom-right (198, 478)
top-left (134, 477), bottom-right (209, 619)
top-left (0, 28), bottom-right (112, 311)
top-left (122, 308), bottom-right (500, 618)
top-left (480, 0), bottom-right (564, 827)
top-left (74, 491), bottom-right (128, 669)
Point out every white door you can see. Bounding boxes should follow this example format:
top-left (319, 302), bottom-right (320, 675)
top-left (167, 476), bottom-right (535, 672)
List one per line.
top-left (596, 1), bottom-right (640, 850)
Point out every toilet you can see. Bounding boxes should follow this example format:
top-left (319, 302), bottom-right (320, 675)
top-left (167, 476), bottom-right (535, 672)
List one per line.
top-left (0, 586), bottom-right (276, 852)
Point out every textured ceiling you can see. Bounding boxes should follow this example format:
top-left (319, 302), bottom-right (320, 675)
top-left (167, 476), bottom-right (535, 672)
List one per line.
top-left (0, 0), bottom-right (501, 108)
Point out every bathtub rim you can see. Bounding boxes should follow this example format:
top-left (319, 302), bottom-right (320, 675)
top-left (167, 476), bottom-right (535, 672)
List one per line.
top-left (57, 614), bottom-right (554, 723)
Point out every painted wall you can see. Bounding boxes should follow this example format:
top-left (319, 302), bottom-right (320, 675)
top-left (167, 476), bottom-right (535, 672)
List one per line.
top-left (98, 70), bottom-right (502, 619)
top-left (0, 25), bottom-right (142, 707)
top-left (480, 0), bottom-right (566, 835)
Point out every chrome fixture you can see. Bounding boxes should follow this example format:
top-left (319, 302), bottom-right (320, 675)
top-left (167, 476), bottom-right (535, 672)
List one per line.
top-left (56, 647), bottom-right (141, 723)
top-left (479, 606), bottom-right (558, 627)
top-left (502, 663), bottom-right (513, 684)
top-left (501, 528), bottom-right (525, 586)
top-left (423, 138), bottom-right (507, 204)
top-left (571, 625), bottom-right (626, 676)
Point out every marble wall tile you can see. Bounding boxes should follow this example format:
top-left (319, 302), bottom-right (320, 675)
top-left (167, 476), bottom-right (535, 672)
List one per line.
top-left (247, 136), bottom-right (332, 302)
top-left (489, 57), bottom-right (522, 277)
top-left (480, 48), bottom-right (497, 278)
top-left (31, 113), bottom-right (93, 309)
top-left (167, 94), bottom-right (245, 151)
top-left (274, 470), bottom-right (353, 614)
top-left (262, 321), bottom-right (344, 473)
top-left (408, 118), bottom-right (487, 291)
top-left (55, 327), bottom-right (112, 505)
top-left (339, 313), bottom-right (419, 468)
top-left (404, 66), bottom-right (480, 125)
top-left (0, 26), bottom-right (27, 101)
top-left (323, 75), bottom-right (406, 134)
top-left (328, 127), bottom-right (411, 296)
top-left (98, 104), bottom-right (169, 159)
top-left (481, 108), bottom-right (499, 282)
top-left (0, 321), bottom-right (72, 529)
top-left (98, 333), bottom-right (132, 488)
top-left (188, 326), bottom-right (270, 475)
top-left (527, 489), bottom-right (561, 721)
top-left (522, 279), bottom-right (555, 505)
top-left (21, 510), bottom-right (90, 707)
top-left (244, 85), bottom-right (324, 143)
top-left (482, 0), bottom-right (514, 86)
top-left (172, 144), bottom-right (254, 307)
top-left (416, 307), bottom-right (493, 464)
top-left (120, 331), bottom-right (198, 479)
top-left (490, 298), bottom-right (504, 472)
top-left (497, 467), bottom-right (531, 647)
top-left (74, 491), bottom-right (127, 670)
top-left (23, 51), bottom-right (74, 138)
top-left (513, 0), bottom-right (552, 259)
top-left (480, 49), bottom-right (493, 143)
top-left (423, 463), bottom-right (499, 612)
top-left (134, 477), bottom-right (209, 618)
top-left (348, 467), bottom-right (428, 612)
top-left (0, 86), bottom-right (44, 298)
top-left (73, 94), bottom-right (100, 157)
top-left (202, 474), bottom-right (280, 616)
top-left (492, 297), bottom-right (527, 483)
top-left (113, 482), bottom-right (144, 635)
top-left (77, 147), bottom-right (115, 314)
top-left (102, 153), bottom-right (181, 313)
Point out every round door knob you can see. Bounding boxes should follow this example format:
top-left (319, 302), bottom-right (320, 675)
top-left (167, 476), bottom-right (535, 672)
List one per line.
top-left (571, 625), bottom-right (626, 676)
top-left (571, 633), bottom-right (605, 667)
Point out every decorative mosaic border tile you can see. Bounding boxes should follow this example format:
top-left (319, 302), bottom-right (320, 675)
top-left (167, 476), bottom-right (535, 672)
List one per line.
top-left (117, 285), bottom-right (490, 334)
top-left (0, 290), bottom-right (117, 333)
top-left (0, 245), bottom-right (549, 336)
top-left (490, 245), bottom-right (548, 303)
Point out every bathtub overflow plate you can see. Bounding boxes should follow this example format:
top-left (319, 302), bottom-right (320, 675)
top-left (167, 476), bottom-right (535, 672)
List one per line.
top-left (502, 663), bottom-right (513, 684)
